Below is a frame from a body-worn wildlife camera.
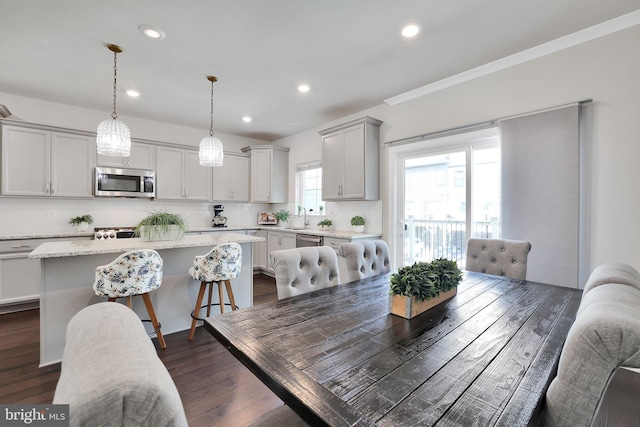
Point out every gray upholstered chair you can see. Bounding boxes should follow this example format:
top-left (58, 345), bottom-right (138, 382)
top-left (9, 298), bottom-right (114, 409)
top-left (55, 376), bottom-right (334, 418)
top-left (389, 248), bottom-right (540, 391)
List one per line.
top-left (53, 302), bottom-right (187, 426)
top-left (581, 262), bottom-right (640, 297)
top-left (543, 282), bottom-right (640, 427)
top-left (338, 239), bottom-right (391, 282)
top-left (269, 246), bottom-right (340, 300)
top-left (465, 238), bottom-right (531, 280)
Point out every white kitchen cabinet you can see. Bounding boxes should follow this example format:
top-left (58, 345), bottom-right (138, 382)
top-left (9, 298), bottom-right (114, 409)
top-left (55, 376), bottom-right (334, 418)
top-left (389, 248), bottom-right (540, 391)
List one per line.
top-left (156, 146), bottom-right (212, 201)
top-left (1, 124), bottom-right (95, 198)
top-left (212, 153), bottom-right (249, 202)
top-left (246, 229), bottom-right (267, 270)
top-left (267, 230), bottom-right (295, 271)
top-left (0, 236), bottom-right (90, 313)
top-left (319, 116), bottom-right (382, 201)
top-left (97, 140), bottom-right (155, 170)
top-left (0, 253), bottom-right (40, 309)
top-left (241, 145), bottom-right (289, 203)
top-left (323, 236), bottom-right (350, 252)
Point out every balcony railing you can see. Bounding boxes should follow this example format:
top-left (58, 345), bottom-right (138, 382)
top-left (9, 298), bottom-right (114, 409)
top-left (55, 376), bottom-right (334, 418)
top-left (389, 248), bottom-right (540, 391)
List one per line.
top-left (404, 218), bottom-right (495, 267)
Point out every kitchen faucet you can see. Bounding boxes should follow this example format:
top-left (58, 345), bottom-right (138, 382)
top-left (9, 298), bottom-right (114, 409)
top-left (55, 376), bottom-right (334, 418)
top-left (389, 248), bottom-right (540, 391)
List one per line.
top-left (302, 207), bottom-right (309, 229)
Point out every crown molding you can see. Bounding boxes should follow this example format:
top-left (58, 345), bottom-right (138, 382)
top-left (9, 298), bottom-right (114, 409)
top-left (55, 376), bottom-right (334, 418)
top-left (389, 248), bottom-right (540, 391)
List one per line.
top-left (385, 9), bottom-right (640, 106)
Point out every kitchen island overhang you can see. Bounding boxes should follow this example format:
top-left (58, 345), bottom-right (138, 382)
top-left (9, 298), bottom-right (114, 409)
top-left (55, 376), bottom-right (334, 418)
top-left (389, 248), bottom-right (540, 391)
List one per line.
top-left (30, 233), bottom-right (264, 366)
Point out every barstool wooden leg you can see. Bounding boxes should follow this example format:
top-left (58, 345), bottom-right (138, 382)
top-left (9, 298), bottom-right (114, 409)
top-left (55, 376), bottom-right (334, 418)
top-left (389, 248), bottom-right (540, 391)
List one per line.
top-left (141, 293), bottom-right (166, 349)
top-left (218, 281), bottom-right (225, 314)
top-left (224, 280), bottom-right (237, 311)
top-left (206, 281), bottom-right (214, 317)
top-left (189, 282), bottom-right (207, 340)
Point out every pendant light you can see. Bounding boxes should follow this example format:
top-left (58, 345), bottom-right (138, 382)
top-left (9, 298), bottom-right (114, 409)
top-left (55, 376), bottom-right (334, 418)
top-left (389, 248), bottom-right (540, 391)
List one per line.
top-left (199, 75), bottom-right (223, 167)
top-left (96, 44), bottom-right (131, 157)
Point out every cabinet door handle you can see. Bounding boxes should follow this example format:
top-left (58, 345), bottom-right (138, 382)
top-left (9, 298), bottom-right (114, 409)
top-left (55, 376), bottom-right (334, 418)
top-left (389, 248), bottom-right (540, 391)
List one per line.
top-left (184, 189), bottom-right (188, 197)
top-left (12, 245), bottom-right (32, 249)
top-left (50, 183), bottom-right (55, 194)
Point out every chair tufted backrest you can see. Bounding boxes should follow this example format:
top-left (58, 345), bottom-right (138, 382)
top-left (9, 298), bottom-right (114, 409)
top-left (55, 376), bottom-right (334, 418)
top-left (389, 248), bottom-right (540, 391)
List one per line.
top-left (465, 238), bottom-right (531, 280)
top-left (338, 239), bottom-right (391, 282)
top-left (581, 262), bottom-right (640, 298)
top-left (189, 242), bottom-right (242, 282)
top-left (269, 246), bottom-right (340, 300)
top-left (93, 249), bottom-right (164, 298)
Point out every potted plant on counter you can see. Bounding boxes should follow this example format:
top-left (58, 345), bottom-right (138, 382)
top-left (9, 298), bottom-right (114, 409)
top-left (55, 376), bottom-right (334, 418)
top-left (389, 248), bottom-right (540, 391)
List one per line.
top-left (317, 219), bottom-right (332, 230)
top-left (68, 214), bottom-right (94, 232)
top-left (350, 215), bottom-right (365, 232)
top-left (389, 258), bottom-right (462, 319)
top-left (274, 209), bottom-right (291, 228)
top-left (135, 211), bottom-right (187, 241)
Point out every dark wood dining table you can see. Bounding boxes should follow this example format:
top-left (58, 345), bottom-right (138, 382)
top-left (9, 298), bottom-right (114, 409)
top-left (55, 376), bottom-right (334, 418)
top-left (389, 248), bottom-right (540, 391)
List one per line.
top-left (204, 271), bottom-right (582, 426)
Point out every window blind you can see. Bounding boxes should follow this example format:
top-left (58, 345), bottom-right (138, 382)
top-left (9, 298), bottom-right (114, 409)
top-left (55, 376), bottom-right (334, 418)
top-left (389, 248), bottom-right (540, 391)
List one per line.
top-left (499, 105), bottom-right (581, 288)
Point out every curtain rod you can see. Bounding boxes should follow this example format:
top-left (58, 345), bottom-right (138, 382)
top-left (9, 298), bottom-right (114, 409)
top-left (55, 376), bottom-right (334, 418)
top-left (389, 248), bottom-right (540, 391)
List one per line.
top-left (384, 99), bottom-right (593, 147)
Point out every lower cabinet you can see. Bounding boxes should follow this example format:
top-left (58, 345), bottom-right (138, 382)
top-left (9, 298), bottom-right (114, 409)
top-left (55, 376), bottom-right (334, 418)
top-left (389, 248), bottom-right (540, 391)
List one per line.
top-left (0, 236), bottom-right (90, 313)
top-left (267, 231), bottom-right (295, 271)
top-left (253, 230), bottom-right (268, 270)
top-left (0, 253), bottom-right (40, 311)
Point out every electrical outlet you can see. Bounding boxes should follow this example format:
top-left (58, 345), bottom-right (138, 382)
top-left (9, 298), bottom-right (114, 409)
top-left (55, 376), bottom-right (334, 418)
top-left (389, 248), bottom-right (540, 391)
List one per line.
top-left (48, 210), bottom-right (56, 218)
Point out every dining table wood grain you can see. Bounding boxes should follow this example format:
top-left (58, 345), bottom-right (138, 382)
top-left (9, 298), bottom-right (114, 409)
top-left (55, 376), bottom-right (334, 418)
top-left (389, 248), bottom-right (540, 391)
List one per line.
top-left (205, 271), bottom-right (581, 426)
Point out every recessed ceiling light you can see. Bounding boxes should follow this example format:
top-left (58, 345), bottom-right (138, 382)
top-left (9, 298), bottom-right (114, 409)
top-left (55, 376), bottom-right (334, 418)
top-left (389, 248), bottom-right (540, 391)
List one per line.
top-left (242, 116), bottom-right (252, 123)
top-left (297, 84), bottom-right (310, 93)
top-left (401, 24), bottom-right (420, 38)
top-left (139, 24), bottom-right (166, 40)
top-left (126, 89), bottom-right (140, 98)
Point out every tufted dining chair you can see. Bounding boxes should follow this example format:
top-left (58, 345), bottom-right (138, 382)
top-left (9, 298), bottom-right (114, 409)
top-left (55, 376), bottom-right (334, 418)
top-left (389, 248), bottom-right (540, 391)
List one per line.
top-left (338, 239), bottom-right (391, 282)
top-left (93, 249), bottom-right (166, 348)
top-left (465, 238), bottom-right (531, 280)
top-left (188, 242), bottom-right (242, 339)
top-left (269, 246), bottom-right (340, 300)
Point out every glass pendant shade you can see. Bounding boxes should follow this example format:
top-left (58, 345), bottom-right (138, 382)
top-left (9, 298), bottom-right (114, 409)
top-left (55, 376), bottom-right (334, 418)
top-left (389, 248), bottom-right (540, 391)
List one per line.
top-left (199, 135), bottom-right (223, 167)
top-left (96, 117), bottom-right (131, 156)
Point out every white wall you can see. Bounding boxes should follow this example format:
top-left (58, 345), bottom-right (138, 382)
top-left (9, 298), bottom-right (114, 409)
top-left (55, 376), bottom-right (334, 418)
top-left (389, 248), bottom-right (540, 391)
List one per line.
top-left (274, 25), bottom-right (640, 283)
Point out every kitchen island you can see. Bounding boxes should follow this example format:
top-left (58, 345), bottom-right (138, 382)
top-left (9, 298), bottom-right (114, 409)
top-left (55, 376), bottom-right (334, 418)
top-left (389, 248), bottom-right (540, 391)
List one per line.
top-left (29, 232), bottom-right (263, 366)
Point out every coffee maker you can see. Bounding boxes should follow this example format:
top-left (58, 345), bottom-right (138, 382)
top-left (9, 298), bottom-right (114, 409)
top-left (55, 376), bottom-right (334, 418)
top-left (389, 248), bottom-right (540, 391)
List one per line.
top-left (212, 204), bottom-right (228, 227)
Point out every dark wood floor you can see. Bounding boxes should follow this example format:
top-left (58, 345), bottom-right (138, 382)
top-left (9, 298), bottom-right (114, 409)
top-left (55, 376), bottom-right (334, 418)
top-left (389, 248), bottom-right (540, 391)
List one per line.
top-left (0, 273), bottom-right (283, 427)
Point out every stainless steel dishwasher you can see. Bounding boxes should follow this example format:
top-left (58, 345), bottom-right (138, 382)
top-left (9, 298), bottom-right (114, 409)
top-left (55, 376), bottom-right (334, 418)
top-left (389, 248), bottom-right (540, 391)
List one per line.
top-left (295, 234), bottom-right (323, 247)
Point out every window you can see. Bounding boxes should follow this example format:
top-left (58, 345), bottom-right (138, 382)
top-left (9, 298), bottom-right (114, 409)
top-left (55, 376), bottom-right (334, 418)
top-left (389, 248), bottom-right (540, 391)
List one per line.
top-left (400, 132), bottom-right (500, 267)
top-left (295, 161), bottom-right (323, 214)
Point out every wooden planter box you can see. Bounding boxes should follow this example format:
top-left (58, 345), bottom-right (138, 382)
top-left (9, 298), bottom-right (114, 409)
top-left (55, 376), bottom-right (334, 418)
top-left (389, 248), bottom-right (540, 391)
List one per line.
top-left (389, 287), bottom-right (457, 319)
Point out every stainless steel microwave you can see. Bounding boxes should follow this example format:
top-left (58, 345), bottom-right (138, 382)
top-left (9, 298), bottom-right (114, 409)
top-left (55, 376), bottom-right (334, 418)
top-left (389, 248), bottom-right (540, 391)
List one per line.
top-left (94, 167), bottom-right (155, 198)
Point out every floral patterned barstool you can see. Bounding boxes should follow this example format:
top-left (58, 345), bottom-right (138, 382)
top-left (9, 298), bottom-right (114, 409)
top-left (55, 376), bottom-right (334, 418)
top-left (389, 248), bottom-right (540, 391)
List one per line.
top-left (93, 249), bottom-right (166, 349)
top-left (188, 242), bottom-right (242, 339)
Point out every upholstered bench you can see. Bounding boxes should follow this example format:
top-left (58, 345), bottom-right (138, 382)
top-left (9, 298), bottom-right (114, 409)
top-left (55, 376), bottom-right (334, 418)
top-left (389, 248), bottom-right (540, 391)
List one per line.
top-left (53, 302), bottom-right (187, 427)
top-left (543, 263), bottom-right (640, 427)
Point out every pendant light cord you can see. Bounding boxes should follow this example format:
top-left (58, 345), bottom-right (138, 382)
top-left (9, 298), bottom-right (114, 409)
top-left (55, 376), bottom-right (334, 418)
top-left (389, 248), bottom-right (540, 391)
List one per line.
top-left (209, 80), bottom-right (214, 137)
top-left (111, 50), bottom-right (118, 120)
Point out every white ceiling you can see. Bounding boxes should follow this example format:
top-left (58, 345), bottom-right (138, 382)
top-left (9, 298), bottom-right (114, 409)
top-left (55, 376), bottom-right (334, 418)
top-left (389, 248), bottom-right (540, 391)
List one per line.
top-left (1, 1), bottom-right (639, 141)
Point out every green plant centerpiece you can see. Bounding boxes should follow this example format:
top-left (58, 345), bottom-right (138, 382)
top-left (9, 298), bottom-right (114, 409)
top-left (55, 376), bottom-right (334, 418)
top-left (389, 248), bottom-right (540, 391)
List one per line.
top-left (317, 219), bottom-right (332, 230)
top-left (68, 214), bottom-right (94, 232)
top-left (350, 215), bottom-right (365, 232)
top-left (135, 211), bottom-right (188, 241)
top-left (389, 258), bottom-right (462, 319)
top-left (274, 209), bottom-right (291, 227)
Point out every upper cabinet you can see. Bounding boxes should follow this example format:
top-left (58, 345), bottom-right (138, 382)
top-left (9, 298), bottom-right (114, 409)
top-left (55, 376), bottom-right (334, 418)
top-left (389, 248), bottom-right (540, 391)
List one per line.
top-left (155, 146), bottom-right (212, 201)
top-left (212, 152), bottom-right (250, 202)
top-left (97, 140), bottom-right (155, 170)
top-left (1, 123), bottom-right (95, 198)
top-left (242, 145), bottom-right (290, 203)
top-left (319, 116), bottom-right (382, 201)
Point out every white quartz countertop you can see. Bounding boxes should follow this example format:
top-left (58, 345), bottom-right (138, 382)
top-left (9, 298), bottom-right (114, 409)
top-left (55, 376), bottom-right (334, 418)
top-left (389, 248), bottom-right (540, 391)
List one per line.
top-left (190, 226), bottom-right (381, 240)
top-left (29, 232), bottom-right (263, 259)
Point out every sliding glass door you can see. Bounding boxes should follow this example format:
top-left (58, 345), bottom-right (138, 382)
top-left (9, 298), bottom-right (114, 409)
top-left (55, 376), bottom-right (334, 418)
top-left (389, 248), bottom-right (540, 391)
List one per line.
top-left (401, 139), bottom-right (500, 267)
